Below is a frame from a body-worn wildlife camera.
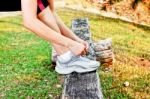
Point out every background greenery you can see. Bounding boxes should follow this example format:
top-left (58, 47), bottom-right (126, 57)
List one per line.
top-left (0, 8), bottom-right (150, 98)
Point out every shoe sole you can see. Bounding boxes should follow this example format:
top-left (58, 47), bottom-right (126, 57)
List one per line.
top-left (55, 62), bottom-right (100, 74)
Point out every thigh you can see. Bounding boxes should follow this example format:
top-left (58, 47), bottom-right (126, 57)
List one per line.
top-left (37, 7), bottom-right (61, 33)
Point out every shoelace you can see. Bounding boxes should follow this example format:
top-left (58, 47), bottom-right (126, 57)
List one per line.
top-left (79, 56), bottom-right (91, 62)
top-left (58, 56), bottom-right (92, 67)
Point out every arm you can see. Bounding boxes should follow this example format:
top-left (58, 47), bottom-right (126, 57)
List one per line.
top-left (47, 0), bottom-right (89, 50)
top-left (53, 12), bottom-right (89, 51)
top-left (53, 12), bottom-right (81, 41)
top-left (21, 0), bottom-right (78, 48)
top-left (48, 0), bottom-right (54, 12)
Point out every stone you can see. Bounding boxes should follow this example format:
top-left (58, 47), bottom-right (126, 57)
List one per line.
top-left (61, 18), bottom-right (103, 99)
top-left (124, 81), bottom-right (130, 87)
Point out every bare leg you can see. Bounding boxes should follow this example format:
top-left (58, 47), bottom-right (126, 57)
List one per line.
top-left (37, 7), bottom-right (69, 55)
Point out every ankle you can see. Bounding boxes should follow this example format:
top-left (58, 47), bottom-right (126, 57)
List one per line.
top-left (57, 51), bottom-right (74, 63)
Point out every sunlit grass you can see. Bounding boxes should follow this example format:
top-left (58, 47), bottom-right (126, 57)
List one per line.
top-left (58, 8), bottom-right (150, 99)
top-left (0, 8), bottom-right (150, 98)
top-left (0, 16), bottom-right (61, 98)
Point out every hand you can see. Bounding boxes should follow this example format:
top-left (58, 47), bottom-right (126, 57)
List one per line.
top-left (76, 38), bottom-right (89, 53)
top-left (68, 41), bottom-right (86, 56)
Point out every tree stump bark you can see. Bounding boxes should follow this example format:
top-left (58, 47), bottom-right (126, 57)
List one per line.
top-left (61, 18), bottom-right (104, 99)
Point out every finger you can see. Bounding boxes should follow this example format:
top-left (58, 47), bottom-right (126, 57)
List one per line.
top-left (83, 50), bottom-right (86, 55)
top-left (82, 50), bottom-right (87, 56)
top-left (80, 50), bottom-right (84, 56)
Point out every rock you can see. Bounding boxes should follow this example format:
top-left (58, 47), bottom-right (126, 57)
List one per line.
top-left (93, 38), bottom-right (112, 51)
top-left (124, 81), bottom-right (130, 87)
top-left (103, 67), bottom-right (112, 72)
top-left (56, 84), bottom-right (62, 88)
top-left (48, 94), bottom-right (53, 98)
top-left (93, 38), bottom-right (114, 65)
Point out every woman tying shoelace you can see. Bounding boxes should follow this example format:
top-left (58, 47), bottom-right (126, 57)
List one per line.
top-left (21, 0), bottom-right (100, 74)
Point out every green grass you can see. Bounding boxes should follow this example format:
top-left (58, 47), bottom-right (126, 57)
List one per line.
top-left (0, 8), bottom-right (150, 98)
top-left (58, 8), bottom-right (150, 98)
top-left (0, 16), bottom-right (61, 98)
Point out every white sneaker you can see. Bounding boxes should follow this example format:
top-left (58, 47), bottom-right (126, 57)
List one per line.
top-left (55, 56), bottom-right (100, 74)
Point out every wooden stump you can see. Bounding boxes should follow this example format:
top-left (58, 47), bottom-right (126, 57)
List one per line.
top-left (61, 18), bottom-right (103, 99)
top-left (93, 38), bottom-right (114, 69)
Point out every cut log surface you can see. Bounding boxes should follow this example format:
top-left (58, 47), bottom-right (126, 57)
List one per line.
top-left (61, 18), bottom-right (103, 99)
top-left (93, 38), bottom-right (114, 64)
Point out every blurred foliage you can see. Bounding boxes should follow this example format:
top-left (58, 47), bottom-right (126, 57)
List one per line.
top-left (64, 0), bottom-right (150, 25)
top-left (109, 0), bottom-right (124, 4)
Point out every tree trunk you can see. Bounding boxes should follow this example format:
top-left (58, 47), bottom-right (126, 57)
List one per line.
top-left (61, 18), bottom-right (103, 99)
